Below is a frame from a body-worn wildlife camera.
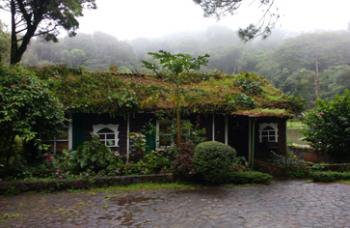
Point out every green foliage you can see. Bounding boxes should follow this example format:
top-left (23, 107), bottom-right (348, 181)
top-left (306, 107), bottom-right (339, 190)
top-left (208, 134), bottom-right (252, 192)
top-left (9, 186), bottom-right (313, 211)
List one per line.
top-left (226, 93), bottom-right (256, 110)
top-left (129, 132), bottom-right (146, 162)
top-left (234, 73), bottom-right (263, 95)
top-left (172, 142), bottom-right (195, 179)
top-left (2, 0), bottom-right (97, 64)
top-left (0, 21), bottom-right (10, 64)
top-left (54, 136), bottom-right (123, 175)
top-left (270, 152), bottom-right (310, 178)
top-left (0, 66), bottom-right (65, 170)
top-left (139, 150), bottom-right (173, 174)
top-left (142, 50), bottom-right (210, 78)
top-left (304, 90), bottom-right (350, 161)
top-left (311, 171), bottom-right (350, 182)
top-left (193, 141), bottom-right (237, 184)
top-left (228, 171), bottom-right (272, 184)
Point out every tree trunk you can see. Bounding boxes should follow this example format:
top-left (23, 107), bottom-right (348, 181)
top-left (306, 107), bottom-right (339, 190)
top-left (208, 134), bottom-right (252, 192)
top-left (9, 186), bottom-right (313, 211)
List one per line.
top-left (10, 0), bottom-right (19, 65)
top-left (314, 59), bottom-right (320, 99)
top-left (9, 0), bottom-right (39, 65)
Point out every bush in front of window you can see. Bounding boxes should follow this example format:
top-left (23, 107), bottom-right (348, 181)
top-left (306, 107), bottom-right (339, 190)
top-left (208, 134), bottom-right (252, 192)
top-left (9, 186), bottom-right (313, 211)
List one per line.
top-left (138, 149), bottom-right (174, 174)
top-left (193, 141), bottom-right (237, 184)
top-left (54, 136), bottom-right (123, 175)
top-left (172, 141), bottom-right (196, 180)
top-left (129, 132), bottom-right (146, 162)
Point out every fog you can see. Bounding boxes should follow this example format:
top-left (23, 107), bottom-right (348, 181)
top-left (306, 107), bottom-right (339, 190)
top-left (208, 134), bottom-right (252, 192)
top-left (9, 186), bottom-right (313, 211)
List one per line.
top-left (77, 0), bottom-right (350, 40)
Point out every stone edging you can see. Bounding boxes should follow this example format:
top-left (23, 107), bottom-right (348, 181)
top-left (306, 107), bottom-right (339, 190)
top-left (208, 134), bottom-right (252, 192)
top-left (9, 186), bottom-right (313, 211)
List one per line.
top-left (0, 174), bottom-right (174, 195)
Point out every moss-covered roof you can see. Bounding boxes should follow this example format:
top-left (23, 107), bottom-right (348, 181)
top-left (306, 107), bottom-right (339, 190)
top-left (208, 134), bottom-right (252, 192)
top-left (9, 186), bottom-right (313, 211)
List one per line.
top-left (35, 66), bottom-right (293, 117)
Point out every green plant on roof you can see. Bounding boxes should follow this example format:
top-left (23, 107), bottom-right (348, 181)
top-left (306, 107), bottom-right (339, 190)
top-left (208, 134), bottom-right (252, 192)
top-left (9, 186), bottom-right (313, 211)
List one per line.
top-left (234, 73), bottom-right (263, 95)
top-left (142, 50), bottom-right (210, 145)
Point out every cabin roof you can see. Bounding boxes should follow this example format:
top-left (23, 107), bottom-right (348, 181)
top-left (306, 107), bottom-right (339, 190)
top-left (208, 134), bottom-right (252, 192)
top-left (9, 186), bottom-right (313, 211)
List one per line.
top-left (35, 66), bottom-right (293, 118)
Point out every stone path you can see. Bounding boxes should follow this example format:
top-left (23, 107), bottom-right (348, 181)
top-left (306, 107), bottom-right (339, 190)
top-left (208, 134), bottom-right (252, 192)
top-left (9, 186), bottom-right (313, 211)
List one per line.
top-left (1, 181), bottom-right (350, 227)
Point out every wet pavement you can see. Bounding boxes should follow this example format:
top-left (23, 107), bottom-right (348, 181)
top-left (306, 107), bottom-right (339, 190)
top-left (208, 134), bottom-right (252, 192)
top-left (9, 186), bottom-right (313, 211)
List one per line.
top-left (1, 181), bottom-right (350, 227)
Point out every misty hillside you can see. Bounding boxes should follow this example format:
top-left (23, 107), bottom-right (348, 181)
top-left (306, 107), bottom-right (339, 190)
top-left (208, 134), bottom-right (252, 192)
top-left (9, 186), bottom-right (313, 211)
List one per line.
top-left (22, 26), bottom-right (350, 107)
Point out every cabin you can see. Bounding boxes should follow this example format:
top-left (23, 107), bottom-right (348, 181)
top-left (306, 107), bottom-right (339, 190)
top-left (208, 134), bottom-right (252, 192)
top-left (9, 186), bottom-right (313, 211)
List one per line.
top-left (40, 67), bottom-right (293, 166)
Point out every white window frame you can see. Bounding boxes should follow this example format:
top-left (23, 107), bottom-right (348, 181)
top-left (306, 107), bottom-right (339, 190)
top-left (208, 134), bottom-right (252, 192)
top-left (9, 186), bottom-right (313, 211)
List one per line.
top-left (156, 119), bottom-right (175, 148)
top-left (93, 124), bottom-right (119, 147)
top-left (259, 123), bottom-right (278, 143)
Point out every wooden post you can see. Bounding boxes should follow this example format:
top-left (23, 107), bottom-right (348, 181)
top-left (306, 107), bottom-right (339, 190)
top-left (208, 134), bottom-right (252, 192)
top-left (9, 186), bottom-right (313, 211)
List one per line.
top-left (155, 119), bottom-right (160, 149)
top-left (68, 119), bottom-right (73, 150)
top-left (212, 113), bottom-right (215, 141)
top-left (248, 118), bottom-right (256, 167)
top-left (126, 113), bottom-right (130, 163)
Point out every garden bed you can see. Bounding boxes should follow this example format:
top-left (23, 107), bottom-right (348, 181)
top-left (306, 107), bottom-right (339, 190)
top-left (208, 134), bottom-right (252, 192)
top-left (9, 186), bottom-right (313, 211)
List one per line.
top-left (0, 174), bottom-right (174, 195)
top-left (310, 171), bottom-right (350, 182)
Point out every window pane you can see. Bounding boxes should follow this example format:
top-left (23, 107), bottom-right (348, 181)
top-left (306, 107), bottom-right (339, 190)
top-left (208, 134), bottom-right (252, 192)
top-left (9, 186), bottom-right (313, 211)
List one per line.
top-left (106, 139), bottom-right (115, 147)
top-left (106, 133), bottom-right (115, 139)
top-left (269, 136), bottom-right (276, 141)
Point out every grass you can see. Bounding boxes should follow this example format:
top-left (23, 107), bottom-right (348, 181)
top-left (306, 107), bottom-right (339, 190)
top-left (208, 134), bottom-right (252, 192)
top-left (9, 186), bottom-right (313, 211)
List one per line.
top-left (70, 182), bottom-right (199, 194)
top-left (339, 180), bottom-right (350, 185)
top-left (311, 171), bottom-right (350, 182)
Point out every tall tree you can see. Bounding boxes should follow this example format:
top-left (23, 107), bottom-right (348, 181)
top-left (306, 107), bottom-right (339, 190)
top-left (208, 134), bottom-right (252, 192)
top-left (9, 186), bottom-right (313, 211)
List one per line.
top-left (143, 50), bottom-right (209, 145)
top-left (0, 0), bottom-right (96, 64)
top-left (193, 0), bottom-right (279, 41)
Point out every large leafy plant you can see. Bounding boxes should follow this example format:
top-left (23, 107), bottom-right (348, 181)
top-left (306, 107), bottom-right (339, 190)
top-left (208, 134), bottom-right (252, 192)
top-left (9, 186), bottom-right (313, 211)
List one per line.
top-left (304, 90), bottom-right (350, 161)
top-left (0, 66), bottom-right (64, 168)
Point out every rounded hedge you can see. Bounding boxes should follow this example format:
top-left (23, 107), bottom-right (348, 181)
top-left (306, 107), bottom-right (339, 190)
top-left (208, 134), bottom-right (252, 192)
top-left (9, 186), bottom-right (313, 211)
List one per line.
top-left (193, 141), bottom-right (236, 184)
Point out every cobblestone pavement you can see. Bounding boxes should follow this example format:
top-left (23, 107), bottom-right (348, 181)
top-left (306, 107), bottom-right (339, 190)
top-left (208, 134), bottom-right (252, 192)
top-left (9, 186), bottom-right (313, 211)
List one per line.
top-left (1, 181), bottom-right (350, 228)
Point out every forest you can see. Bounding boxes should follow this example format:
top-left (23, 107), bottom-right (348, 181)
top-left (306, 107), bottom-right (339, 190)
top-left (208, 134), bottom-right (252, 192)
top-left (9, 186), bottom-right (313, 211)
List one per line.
top-left (1, 24), bottom-right (350, 108)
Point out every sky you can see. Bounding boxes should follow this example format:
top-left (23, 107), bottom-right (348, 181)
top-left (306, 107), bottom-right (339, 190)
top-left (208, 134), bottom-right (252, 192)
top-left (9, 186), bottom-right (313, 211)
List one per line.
top-left (1, 0), bottom-right (350, 40)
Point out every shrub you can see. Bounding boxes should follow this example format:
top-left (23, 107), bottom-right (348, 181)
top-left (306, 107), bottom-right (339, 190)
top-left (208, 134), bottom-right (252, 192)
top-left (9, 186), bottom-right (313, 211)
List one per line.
top-left (304, 90), bottom-right (350, 161)
top-left (311, 171), bottom-right (350, 182)
top-left (270, 152), bottom-right (310, 178)
top-left (54, 136), bottom-right (122, 175)
top-left (193, 141), bottom-right (236, 184)
top-left (234, 73), bottom-right (263, 95)
top-left (129, 132), bottom-right (146, 162)
top-left (228, 171), bottom-right (272, 184)
top-left (139, 149), bottom-right (173, 174)
top-left (0, 66), bottom-right (65, 171)
top-left (172, 142), bottom-right (196, 179)
top-left (226, 93), bottom-right (256, 110)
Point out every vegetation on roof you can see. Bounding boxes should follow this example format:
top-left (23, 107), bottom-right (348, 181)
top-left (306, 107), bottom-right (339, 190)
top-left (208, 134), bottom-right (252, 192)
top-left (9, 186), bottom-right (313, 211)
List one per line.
top-left (34, 66), bottom-right (295, 116)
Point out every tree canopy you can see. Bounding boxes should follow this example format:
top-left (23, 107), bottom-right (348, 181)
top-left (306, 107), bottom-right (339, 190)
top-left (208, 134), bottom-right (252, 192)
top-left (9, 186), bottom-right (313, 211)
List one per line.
top-left (0, 0), bottom-right (96, 64)
top-left (193, 0), bottom-right (279, 41)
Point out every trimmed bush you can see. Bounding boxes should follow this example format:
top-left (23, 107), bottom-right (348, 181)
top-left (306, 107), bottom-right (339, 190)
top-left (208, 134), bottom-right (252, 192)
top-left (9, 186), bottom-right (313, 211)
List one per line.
top-left (193, 141), bottom-right (236, 184)
top-left (228, 171), bottom-right (272, 184)
top-left (311, 171), bottom-right (350, 182)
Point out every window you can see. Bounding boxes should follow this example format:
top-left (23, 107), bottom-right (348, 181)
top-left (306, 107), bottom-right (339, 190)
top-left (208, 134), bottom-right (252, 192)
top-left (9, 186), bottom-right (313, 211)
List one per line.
top-left (93, 124), bottom-right (119, 147)
top-left (157, 119), bottom-right (174, 147)
top-left (259, 123), bottom-right (278, 143)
